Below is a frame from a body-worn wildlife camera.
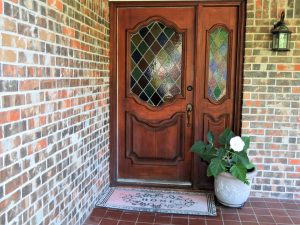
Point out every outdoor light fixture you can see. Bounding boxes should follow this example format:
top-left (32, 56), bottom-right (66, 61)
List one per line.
top-left (271, 11), bottom-right (291, 51)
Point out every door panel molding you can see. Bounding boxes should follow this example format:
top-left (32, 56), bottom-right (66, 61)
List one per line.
top-left (203, 113), bottom-right (230, 144)
top-left (125, 112), bottom-right (185, 165)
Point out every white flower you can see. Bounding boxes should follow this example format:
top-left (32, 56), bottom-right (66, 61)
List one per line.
top-left (230, 136), bottom-right (245, 152)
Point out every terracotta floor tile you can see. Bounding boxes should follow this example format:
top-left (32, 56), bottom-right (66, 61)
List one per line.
top-left (251, 202), bottom-right (268, 208)
top-left (223, 221), bottom-right (242, 225)
top-left (118, 221), bottom-right (136, 225)
top-left (84, 216), bottom-right (101, 225)
top-left (90, 208), bottom-right (107, 217)
top-left (259, 223), bottom-right (276, 225)
top-left (269, 208), bottom-right (288, 216)
top-left (253, 208), bottom-right (271, 216)
top-left (206, 220), bottom-right (223, 225)
top-left (99, 218), bottom-right (118, 225)
top-left (137, 214), bottom-right (155, 223)
top-left (189, 218), bottom-right (206, 225)
top-left (255, 215), bottom-right (275, 224)
top-left (238, 207), bottom-right (255, 215)
top-left (286, 209), bottom-right (300, 217)
top-left (206, 214), bottom-right (222, 221)
top-left (291, 216), bottom-right (300, 224)
top-left (282, 203), bottom-right (300, 210)
top-left (120, 212), bottom-right (139, 222)
top-left (136, 223), bottom-right (153, 225)
top-left (171, 217), bottom-right (188, 225)
top-left (222, 213), bottom-right (240, 221)
top-left (273, 216), bottom-right (294, 224)
top-left (221, 207), bottom-right (239, 214)
top-left (265, 202), bottom-right (283, 209)
top-left (238, 214), bottom-right (257, 222)
top-left (240, 222), bottom-right (259, 225)
top-left (104, 210), bottom-right (123, 220)
top-left (154, 215), bottom-right (171, 224)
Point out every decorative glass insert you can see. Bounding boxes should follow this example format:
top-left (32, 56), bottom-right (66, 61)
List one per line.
top-left (130, 21), bottom-right (182, 107)
top-left (208, 27), bottom-right (229, 102)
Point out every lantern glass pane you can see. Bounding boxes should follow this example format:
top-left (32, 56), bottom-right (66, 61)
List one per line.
top-left (272, 33), bottom-right (279, 50)
top-left (278, 33), bottom-right (287, 49)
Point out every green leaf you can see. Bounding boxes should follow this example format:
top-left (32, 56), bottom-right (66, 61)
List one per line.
top-left (191, 141), bottom-right (216, 163)
top-left (230, 163), bottom-right (248, 184)
top-left (246, 162), bottom-right (255, 170)
top-left (207, 131), bottom-right (214, 145)
top-left (234, 151), bottom-right (250, 167)
top-left (217, 147), bottom-right (227, 160)
top-left (241, 136), bottom-right (250, 151)
top-left (190, 141), bottom-right (206, 154)
top-left (207, 158), bottom-right (226, 177)
top-left (232, 151), bottom-right (255, 171)
top-left (219, 128), bottom-right (235, 145)
top-left (201, 145), bottom-right (217, 163)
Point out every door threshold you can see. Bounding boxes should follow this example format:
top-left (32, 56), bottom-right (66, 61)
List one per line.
top-left (117, 178), bottom-right (192, 188)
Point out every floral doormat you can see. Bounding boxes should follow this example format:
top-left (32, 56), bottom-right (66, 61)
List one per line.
top-left (95, 187), bottom-right (216, 216)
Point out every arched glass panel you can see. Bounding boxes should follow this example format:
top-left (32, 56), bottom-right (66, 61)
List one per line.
top-left (130, 21), bottom-right (182, 107)
top-left (208, 27), bottom-right (229, 102)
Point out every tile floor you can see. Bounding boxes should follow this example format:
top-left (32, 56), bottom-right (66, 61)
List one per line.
top-left (84, 197), bottom-right (300, 225)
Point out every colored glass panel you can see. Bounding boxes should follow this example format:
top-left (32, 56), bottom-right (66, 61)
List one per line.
top-left (130, 21), bottom-right (182, 106)
top-left (208, 27), bottom-right (229, 102)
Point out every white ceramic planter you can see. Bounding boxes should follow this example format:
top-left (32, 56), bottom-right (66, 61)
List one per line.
top-left (214, 169), bottom-right (257, 207)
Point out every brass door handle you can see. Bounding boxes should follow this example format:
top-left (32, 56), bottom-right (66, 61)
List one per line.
top-left (186, 103), bottom-right (193, 127)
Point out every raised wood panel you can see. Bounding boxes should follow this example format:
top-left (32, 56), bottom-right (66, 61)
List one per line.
top-left (203, 113), bottom-right (229, 145)
top-left (126, 113), bottom-right (185, 165)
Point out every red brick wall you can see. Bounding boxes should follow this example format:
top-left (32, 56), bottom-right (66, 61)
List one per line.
top-left (243, 0), bottom-right (300, 199)
top-left (0, 0), bottom-right (110, 224)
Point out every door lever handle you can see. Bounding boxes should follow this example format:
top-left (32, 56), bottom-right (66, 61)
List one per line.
top-left (186, 103), bottom-right (193, 127)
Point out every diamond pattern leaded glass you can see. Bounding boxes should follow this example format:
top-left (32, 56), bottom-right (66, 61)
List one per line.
top-left (208, 27), bottom-right (229, 102)
top-left (130, 21), bottom-right (182, 107)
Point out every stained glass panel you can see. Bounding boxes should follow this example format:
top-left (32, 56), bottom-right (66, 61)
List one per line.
top-left (130, 21), bottom-right (182, 107)
top-left (208, 27), bottom-right (229, 102)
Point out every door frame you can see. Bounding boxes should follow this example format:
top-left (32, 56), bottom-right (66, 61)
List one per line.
top-left (109, 0), bottom-right (246, 189)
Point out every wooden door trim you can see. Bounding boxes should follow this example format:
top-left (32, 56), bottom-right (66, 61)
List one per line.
top-left (109, 0), bottom-right (246, 188)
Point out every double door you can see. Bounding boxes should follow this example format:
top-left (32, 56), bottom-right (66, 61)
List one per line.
top-left (110, 1), bottom-right (245, 189)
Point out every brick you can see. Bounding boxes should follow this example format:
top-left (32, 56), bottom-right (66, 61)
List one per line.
top-left (0, 191), bottom-right (21, 213)
top-left (0, 49), bottom-right (17, 62)
top-left (0, 109), bottom-right (20, 124)
top-left (20, 80), bottom-right (39, 91)
top-left (0, 17), bottom-right (17, 32)
top-left (289, 159), bottom-right (300, 165)
top-left (292, 87), bottom-right (300, 94)
top-left (39, 29), bottom-right (55, 42)
top-left (4, 121), bottom-right (26, 137)
top-left (0, 80), bottom-right (18, 92)
top-left (2, 33), bottom-right (26, 48)
top-left (2, 94), bottom-right (26, 107)
top-left (0, 135), bottom-right (21, 152)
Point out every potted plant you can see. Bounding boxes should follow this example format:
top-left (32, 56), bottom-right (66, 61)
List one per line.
top-left (191, 128), bottom-right (256, 208)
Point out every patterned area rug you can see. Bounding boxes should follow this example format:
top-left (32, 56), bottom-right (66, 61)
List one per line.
top-left (96, 187), bottom-right (216, 216)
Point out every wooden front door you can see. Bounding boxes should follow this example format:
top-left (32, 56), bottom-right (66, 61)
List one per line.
top-left (110, 1), bottom-right (245, 189)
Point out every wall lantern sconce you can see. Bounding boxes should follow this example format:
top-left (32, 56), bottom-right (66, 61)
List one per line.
top-left (271, 11), bottom-right (291, 51)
